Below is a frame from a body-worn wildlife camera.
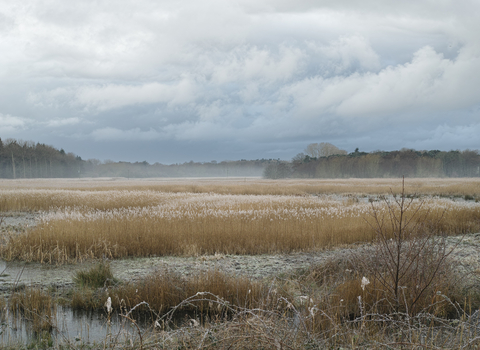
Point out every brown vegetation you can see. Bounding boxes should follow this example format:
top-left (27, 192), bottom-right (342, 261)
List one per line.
top-left (1, 177), bottom-right (480, 199)
top-left (1, 178), bottom-right (480, 348)
top-left (1, 179), bottom-right (480, 263)
top-left (8, 288), bottom-right (56, 334)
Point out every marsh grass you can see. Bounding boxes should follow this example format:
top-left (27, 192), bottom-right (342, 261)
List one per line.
top-left (147, 305), bottom-right (480, 349)
top-left (2, 254), bottom-right (479, 349)
top-left (2, 193), bottom-right (479, 263)
top-left (9, 287), bottom-right (56, 334)
top-left (2, 178), bottom-right (480, 348)
top-left (73, 261), bottom-right (117, 288)
top-left (71, 269), bottom-right (272, 317)
top-left (65, 263), bottom-right (480, 350)
top-left (1, 178), bottom-right (479, 264)
top-left (2, 177), bottom-right (480, 211)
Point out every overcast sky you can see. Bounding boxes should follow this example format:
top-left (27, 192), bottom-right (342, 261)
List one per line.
top-left (0, 0), bottom-right (479, 163)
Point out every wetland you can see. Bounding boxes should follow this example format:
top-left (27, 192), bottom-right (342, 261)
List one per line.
top-left (1, 177), bottom-right (480, 348)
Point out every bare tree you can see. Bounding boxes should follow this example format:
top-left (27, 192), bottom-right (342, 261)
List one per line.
top-left (304, 142), bottom-right (347, 158)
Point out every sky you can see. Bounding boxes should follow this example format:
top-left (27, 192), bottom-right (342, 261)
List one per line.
top-left (0, 0), bottom-right (479, 164)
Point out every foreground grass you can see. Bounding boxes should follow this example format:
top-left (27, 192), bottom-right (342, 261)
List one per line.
top-left (2, 257), bottom-right (480, 349)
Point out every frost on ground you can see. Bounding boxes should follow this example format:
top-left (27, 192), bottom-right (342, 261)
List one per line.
top-left (1, 223), bottom-right (479, 295)
top-left (0, 211), bottom-right (38, 233)
top-left (0, 209), bottom-right (479, 293)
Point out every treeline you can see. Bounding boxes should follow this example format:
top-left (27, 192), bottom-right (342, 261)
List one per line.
top-left (284, 149), bottom-right (480, 179)
top-left (0, 137), bottom-right (271, 178)
top-left (0, 138), bottom-right (83, 178)
top-left (3, 137), bottom-right (479, 179)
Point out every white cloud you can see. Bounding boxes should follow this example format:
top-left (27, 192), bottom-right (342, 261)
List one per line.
top-left (0, 113), bottom-right (30, 132)
top-left (282, 45), bottom-right (480, 121)
top-left (74, 80), bottom-right (197, 111)
top-left (208, 45), bottom-right (305, 84)
top-left (312, 35), bottom-right (381, 74)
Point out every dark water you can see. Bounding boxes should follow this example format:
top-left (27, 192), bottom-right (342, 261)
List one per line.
top-left (0, 306), bottom-right (153, 346)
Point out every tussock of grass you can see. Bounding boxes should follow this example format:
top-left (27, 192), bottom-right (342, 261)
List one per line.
top-left (70, 287), bottom-right (105, 310)
top-left (73, 261), bottom-right (116, 288)
top-left (142, 306), bottom-right (480, 349)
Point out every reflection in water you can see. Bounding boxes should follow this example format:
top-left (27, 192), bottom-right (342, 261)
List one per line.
top-left (0, 306), bottom-right (152, 346)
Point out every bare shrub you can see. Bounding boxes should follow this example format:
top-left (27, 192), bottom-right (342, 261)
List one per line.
top-left (356, 177), bottom-right (460, 316)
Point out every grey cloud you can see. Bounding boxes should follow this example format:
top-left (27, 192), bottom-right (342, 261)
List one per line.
top-left (406, 123), bottom-right (480, 151)
top-left (74, 80), bottom-right (197, 111)
top-left (1, 0), bottom-right (479, 163)
top-left (45, 117), bottom-right (82, 127)
top-left (90, 127), bottom-right (165, 141)
top-left (281, 45), bottom-right (480, 121)
top-left (0, 113), bottom-right (29, 132)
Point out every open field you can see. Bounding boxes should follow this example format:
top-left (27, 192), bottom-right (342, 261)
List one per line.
top-left (1, 177), bottom-right (480, 348)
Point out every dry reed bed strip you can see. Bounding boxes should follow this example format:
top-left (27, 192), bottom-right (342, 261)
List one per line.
top-left (1, 178), bottom-right (480, 212)
top-left (0, 189), bottom-right (344, 212)
top-left (1, 177), bottom-right (480, 197)
top-left (1, 193), bottom-right (479, 263)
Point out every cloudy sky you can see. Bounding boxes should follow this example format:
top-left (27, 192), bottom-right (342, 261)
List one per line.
top-left (0, 0), bottom-right (479, 163)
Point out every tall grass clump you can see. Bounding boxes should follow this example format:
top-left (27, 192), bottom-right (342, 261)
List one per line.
top-left (88, 265), bottom-right (480, 349)
top-left (73, 261), bottom-right (116, 288)
top-left (71, 269), bottom-right (271, 317)
top-left (283, 179), bottom-right (475, 340)
top-left (9, 287), bottom-right (56, 334)
top-left (141, 299), bottom-right (480, 349)
top-left (0, 194), bottom-right (378, 263)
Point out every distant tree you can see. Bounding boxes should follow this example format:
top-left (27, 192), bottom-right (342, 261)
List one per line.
top-left (263, 161), bottom-right (291, 179)
top-left (291, 153), bottom-right (306, 170)
top-left (305, 142), bottom-right (347, 158)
